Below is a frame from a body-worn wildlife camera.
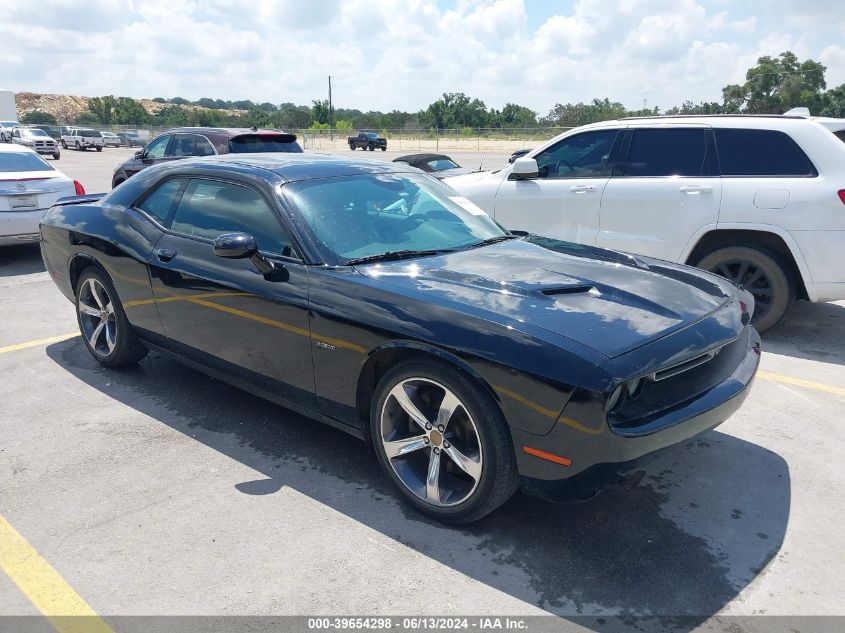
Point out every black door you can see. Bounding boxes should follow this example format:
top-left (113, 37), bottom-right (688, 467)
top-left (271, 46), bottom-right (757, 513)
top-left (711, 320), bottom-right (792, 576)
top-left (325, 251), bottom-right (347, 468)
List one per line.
top-left (148, 177), bottom-right (315, 408)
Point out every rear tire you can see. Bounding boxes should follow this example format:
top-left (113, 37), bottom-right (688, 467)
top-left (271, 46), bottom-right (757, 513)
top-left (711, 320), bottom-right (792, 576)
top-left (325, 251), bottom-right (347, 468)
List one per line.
top-left (381, 146), bottom-right (386, 151)
top-left (371, 359), bottom-right (519, 523)
top-left (349, 144), bottom-right (356, 150)
top-left (75, 267), bottom-right (148, 368)
top-left (696, 245), bottom-right (795, 333)
top-left (61, 139), bottom-right (67, 149)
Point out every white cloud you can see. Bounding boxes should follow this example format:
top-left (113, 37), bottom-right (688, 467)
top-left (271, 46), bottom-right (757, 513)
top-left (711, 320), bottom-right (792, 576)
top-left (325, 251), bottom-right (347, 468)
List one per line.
top-left (0, 0), bottom-right (842, 116)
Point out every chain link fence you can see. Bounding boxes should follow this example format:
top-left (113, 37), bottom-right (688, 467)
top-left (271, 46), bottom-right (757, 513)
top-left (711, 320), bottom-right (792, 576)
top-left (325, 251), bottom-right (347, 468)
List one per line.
top-left (91, 125), bottom-right (572, 152)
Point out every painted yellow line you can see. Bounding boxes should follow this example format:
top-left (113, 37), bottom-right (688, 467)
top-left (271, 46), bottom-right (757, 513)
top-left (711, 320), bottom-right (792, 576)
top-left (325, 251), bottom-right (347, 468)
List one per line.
top-left (758, 370), bottom-right (845, 397)
top-left (0, 333), bottom-right (79, 355)
top-left (0, 515), bottom-right (114, 633)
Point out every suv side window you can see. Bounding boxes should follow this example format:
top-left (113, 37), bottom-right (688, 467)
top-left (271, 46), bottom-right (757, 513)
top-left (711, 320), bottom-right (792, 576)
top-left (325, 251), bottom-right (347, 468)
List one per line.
top-left (714, 129), bottom-right (818, 177)
top-left (622, 128), bottom-right (711, 177)
top-left (194, 135), bottom-right (215, 156)
top-left (170, 179), bottom-right (293, 256)
top-left (144, 135), bottom-right (171, 159)
top-left (534, 130), bottom-right (619, 179)
top-left (136, 178), bottom-right (187, 224)
top-left (169, 134), bottom-right (196, 157)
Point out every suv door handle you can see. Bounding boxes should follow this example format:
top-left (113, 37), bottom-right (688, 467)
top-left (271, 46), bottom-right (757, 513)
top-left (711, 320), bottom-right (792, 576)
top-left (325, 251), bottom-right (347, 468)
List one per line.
top-left (570, 185), bottom-right (596, 193)
top-left (680, 185), bottom-right (713, 193)
top-left (156, 248), bottom-right (176, 263)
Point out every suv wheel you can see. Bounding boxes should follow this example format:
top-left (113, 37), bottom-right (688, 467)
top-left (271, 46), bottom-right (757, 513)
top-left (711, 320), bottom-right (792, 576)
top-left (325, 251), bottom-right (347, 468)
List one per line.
top-left (61, 139), bottom-right (67, 149)
top-left (371, 359), bottom-right (519, 523)
top-left (52, 152), bottom-right (60, 160)
top-left (96, 146), bottom-right (102, 152)
top-left (697, 245), bottom-right (796, 333)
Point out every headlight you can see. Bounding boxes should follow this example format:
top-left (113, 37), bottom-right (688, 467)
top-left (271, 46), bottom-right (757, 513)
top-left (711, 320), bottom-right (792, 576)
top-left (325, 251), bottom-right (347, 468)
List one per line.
top-left (607, 385), bottom-right (623, 411)
top-left (626, 377), bottom-right (644, 399)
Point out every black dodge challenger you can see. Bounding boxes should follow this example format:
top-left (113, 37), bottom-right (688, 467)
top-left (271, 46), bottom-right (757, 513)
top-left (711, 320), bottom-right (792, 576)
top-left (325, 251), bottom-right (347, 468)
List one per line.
top-left (39, 155), bottom-right (760, 523)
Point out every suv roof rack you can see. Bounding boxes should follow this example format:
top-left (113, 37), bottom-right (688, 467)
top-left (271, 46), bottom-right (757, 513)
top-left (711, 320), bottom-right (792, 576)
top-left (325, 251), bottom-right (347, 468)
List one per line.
top-left (620, 114), bottom-right (810, 121)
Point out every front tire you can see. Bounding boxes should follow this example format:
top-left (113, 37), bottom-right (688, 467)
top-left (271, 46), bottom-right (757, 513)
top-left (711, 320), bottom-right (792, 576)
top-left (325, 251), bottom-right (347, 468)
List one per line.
top-left (61, 139), bottom-right (67, 149)
top-left (696, 245), bottom-right (795, 333)
top-left (381, 146), bottom-right (386, 151)
top-left (96, 146), bottom-right (102, 152)
top-left (371, 359), bottom-right (519, 523)
top-left (52, 152), bottom-right (60, 160)
top-left (75, 268), bottom-right (148, 367)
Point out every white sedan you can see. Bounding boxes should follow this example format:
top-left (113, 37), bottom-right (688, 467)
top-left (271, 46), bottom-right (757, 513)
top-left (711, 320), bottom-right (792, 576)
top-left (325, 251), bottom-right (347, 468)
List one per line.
top-left (0, 144), bottom-right (82, 246)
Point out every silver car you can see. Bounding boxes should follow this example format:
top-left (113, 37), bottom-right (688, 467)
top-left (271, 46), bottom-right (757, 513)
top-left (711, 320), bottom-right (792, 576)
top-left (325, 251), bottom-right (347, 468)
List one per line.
top-left (100, 131), bottom-right (122, 147)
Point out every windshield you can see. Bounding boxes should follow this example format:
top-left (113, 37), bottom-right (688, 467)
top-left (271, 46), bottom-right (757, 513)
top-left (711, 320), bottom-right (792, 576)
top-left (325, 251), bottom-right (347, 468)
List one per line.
top-left (0, 152), bottom-right (55, 172)
top-left (1, 121), bottom-right (18, 128)
top-left (23, 129), bottom-right (49, 138)
top-left (283, 173), bottom-right (506, 265)
top-left (80, 130), bottom-right (102, 137)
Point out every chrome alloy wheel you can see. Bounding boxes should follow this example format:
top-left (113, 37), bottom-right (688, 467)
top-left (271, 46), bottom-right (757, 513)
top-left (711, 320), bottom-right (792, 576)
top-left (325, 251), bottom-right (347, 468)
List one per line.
top-left (77, 277), bottom-right (117, 357)
top-left (380, 377), bottom-right (483, 507)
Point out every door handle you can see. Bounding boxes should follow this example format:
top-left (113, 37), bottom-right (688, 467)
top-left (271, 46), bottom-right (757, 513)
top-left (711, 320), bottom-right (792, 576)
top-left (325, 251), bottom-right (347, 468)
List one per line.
top-left (680, 185), bottom-right (713, 193)
top-left (156, 248), bottom-right (176, 262)
top-left (570, 185), bottom-right (596, 193)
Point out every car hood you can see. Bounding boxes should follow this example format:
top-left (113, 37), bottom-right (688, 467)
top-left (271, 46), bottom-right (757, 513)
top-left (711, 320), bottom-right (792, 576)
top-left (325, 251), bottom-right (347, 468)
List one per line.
top-left (355, 238), bottom-right (737, 359)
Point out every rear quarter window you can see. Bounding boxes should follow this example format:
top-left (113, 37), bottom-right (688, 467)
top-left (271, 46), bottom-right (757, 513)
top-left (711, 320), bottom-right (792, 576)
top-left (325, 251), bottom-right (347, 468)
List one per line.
top-left (714, 129), bottom-right (817, 177)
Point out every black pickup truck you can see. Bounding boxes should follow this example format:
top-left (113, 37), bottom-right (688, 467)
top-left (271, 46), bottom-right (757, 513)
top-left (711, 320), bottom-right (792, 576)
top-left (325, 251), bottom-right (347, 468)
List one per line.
top-left (348, 132), bottom-right (387, 151)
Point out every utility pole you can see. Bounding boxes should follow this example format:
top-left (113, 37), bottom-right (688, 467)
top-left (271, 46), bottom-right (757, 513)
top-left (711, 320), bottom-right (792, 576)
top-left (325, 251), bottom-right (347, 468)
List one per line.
top-left (328, 75), bottom-right (333, 141)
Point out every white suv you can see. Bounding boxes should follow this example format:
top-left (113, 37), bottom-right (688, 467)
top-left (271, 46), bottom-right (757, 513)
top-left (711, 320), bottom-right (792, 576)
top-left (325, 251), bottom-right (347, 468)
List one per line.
top-left (445, 113), bottom-right (845, 331)
top-left (60, 127), bottom-right (104, 151)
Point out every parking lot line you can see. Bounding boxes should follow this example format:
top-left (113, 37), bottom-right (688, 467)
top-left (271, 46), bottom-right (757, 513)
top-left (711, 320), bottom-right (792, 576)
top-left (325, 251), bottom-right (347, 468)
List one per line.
top-left (758, 370), bottom-right (845, 397)
top-left (0, 333), bottom-right (79, 355)
top-left (0, 515), bottom-right (113, 633)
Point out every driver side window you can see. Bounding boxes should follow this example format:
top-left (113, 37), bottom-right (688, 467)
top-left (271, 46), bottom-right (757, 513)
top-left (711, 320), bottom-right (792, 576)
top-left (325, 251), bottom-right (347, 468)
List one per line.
top-left (535, 130), bottom-right (619, 179)
top-left (144, 135), bottom-right (171, 159)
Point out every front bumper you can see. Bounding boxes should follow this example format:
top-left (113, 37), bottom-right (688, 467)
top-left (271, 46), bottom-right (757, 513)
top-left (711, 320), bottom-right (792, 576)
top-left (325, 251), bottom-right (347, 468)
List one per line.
top-left (513, 325), bottom-right (761, 493)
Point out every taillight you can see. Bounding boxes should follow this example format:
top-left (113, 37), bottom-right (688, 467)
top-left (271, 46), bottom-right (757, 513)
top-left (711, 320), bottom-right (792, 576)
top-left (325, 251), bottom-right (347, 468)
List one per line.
top-left (838, 190), bottom-right (845, 205)
top-left (73, 180), bottom-right (85, 195)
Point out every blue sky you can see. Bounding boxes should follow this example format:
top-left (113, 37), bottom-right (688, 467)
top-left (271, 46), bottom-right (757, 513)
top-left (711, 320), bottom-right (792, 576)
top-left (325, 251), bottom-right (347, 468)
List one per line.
top-left (1, 0), bottom-right (843, 116)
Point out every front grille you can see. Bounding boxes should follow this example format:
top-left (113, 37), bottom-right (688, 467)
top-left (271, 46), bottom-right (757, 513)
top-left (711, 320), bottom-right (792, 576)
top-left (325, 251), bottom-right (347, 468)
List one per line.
top-left (608, 331), bottom-right (747, 431)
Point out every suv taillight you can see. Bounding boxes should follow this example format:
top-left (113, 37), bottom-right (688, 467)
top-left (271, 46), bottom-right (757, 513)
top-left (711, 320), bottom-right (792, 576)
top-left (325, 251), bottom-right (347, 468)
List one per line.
top-left (74, 180), bottom-right (85, 195)
top-left (838, 190), bottom-right (845, 205)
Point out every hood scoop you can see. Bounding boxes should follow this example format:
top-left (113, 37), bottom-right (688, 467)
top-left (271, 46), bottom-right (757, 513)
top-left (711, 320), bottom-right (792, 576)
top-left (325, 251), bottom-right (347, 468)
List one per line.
top-left (541, 285), bottom-right (594, 297)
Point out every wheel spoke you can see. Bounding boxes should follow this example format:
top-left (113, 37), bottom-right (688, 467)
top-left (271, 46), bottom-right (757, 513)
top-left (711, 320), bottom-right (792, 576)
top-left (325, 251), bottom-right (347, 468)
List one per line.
top-left (436, 391), bottom-right (462, 430)
top-left (105, 301), bottom-right (114, 316)
top-left (89, 321), bottom-right (105, 348)
top-left (716, 263), bottom-right (733, 280)
top-left (744, 269), bottom-right (764, 287)
top-left (383, 435), bottom-right (428, 459)
top-left (390, 384), bottom-right (431, 432)
top-left (753, 288), bottom-right (773, 297)
top-left (425, 450), bottom-right (442, 504)
top-left (736, 261), bottom-right (750, 284)
top-left (88, 279), bottom-right (105, 309)
top-left (105, 323), bottom-right (116, 353)
top-left (78, 301), bottom-right (100, 317)
top-left (443, 444), bottom-right (482, 482)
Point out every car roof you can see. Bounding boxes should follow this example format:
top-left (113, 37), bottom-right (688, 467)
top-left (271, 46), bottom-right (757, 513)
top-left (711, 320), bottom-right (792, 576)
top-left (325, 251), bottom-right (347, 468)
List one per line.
top-left (170, 153), bottom-right (420, 182)
top-left (165, 127), bottom-right (295, 137)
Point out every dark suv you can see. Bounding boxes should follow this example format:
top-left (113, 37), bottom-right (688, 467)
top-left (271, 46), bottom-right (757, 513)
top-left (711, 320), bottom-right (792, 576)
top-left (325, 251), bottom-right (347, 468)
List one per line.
top-left (111, 127), bottom-right (302, 188)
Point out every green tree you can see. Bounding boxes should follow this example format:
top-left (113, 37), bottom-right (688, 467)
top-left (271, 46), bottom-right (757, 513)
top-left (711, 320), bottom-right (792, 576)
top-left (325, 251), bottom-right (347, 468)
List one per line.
top-left (312, 99), bottom-right (331, 125)
top-left (543, 98), bottom-right (627, 127)
top-left (819, 84), bottom-right (845, 118)
top-left (275, 103), bottom-right (313, 130)
top-left (20, 110), bottom-right (58, 124)
top-left (88, 96), bottom-right (119, 124)
top-left (497, 103), bottom-right (538, 127)
top-left (74, 112), bottom-right (100, 126)
top-left (725, 52), bottom-right (827, 113)
top-left (418, 93), bottom-right (490, 129)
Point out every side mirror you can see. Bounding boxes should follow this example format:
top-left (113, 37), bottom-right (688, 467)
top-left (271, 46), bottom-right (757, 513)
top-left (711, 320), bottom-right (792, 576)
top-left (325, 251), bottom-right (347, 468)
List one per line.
top-left (213, 232), bottom-right (281, 278)
top-left (134, 150), bottom-right (144, 159)
top-left (213, 232), bottom-right (257, 259)
top-left (509, 157), bottom-right (539, 180)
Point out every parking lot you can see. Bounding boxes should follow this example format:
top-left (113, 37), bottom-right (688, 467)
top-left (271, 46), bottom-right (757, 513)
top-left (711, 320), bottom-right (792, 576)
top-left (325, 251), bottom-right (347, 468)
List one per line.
top-left (1, 147), bottom-right (844, 628)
